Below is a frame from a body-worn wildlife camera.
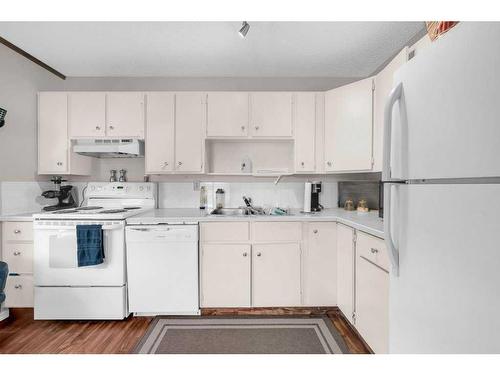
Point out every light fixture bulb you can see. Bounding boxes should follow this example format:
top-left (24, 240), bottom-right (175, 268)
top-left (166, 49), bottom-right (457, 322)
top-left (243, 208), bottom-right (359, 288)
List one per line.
top-left (239, 21), bottom-right (250, 38)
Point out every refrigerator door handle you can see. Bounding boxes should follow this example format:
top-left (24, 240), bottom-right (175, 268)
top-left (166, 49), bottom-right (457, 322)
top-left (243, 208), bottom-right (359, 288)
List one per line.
top-left (382, 82), bottom-right (403, 182)
top-left (384, 182), bottom-right (400, 276)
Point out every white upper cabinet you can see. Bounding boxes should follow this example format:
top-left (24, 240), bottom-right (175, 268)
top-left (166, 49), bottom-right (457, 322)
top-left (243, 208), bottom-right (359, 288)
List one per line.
top-left (38, 92), bottom-right (69, 174)
top-left (69, 92), bottom-right (144, 138)
top-left (69, 92), bottom-right (106, 138)
top-left (38, 92), bottom-right (91, 175)
top-left (106, 92), bottom-right (145, 138)
top-left (324, 77), bottom-right (374, 172)
top-left (250, 92), bottom-right (293, 137)
top-left (145, 92), bottom-right (175, 173)
top-left (207, 92), bottom-right (249, 137)
top-left (294, 92), bottom-right (317, 172)
top-left (175, 93), bottom-right (205, 173)
top-left (373, 47), bottom-right (408, 172)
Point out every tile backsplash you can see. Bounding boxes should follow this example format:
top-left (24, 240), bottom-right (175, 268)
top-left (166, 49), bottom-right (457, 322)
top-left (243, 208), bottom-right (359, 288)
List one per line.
top-left (0, 180), bottom-right (338, 213)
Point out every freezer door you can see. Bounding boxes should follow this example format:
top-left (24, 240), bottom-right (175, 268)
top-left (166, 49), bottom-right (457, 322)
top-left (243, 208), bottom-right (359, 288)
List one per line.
top-left (387, 23), bottom-right (500, 180)
top-left (389, 184), bottom-right (500, 353)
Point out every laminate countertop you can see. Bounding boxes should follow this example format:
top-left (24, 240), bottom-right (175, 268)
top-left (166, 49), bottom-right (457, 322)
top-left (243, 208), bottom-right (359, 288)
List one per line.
top-left (126, 207), bottom-right (384, 239)
top-left (0, 212), bottom-right (39, 222)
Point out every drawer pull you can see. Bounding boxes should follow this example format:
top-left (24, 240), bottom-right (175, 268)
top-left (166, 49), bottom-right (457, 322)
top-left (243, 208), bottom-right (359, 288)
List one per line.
top-left (370, 248), bottom-right (379, 254)
top-left (14, 284), bottom-right (23, 289)
top-left (256, 252), bottom-right (262, 257)
top-left (14, 229), bottom-right (21, 234)
top-left (13, 251), bottom-right (21, 256)
top-left (313, 229), bottom-right (318, 234)
top-left (242, 252), bottom-right (248, 257)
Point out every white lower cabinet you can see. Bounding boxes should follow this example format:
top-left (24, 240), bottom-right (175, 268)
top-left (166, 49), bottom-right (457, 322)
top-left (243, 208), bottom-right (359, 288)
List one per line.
top-left (302, 222), bottom-right (337, 306)
top-left (336, 223), bottom-right (355, 324)
top-left (4, 275), bottom-right (34, 308)
top-left (252, 243), bottom-right (301, 307)
top-left (1, 221), bottom-right (34, 308)
top-left (356, 251), bottom-right (389, 354)
top-left (201, 244), bottom-right (251, 308)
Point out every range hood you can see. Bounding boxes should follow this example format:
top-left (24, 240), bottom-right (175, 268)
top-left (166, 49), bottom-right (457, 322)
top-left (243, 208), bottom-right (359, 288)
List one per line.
top-left (73, 139), bottom-right (145, 158)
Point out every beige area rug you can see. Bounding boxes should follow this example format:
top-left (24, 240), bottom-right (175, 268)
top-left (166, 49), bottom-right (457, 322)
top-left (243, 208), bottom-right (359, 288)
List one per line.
top-left (133, 316), bottom-right (350, 354)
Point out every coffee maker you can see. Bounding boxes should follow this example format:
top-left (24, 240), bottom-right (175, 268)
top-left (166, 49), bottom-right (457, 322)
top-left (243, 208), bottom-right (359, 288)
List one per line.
top-left (41, 177), bottom-right (78, 211)
top-left (310, 181), bottom-right (323, 212)
top-left (304, 181), bottom-right (323, 212)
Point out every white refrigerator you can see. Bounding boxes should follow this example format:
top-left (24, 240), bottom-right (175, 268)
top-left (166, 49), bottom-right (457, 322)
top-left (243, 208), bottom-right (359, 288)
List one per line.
top-left (383, 22), bottom-right (500, 353)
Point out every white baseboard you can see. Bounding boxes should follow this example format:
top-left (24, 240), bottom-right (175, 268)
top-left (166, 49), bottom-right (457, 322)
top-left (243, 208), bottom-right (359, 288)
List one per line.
top-left (0, 307), bottom-right (9, 321)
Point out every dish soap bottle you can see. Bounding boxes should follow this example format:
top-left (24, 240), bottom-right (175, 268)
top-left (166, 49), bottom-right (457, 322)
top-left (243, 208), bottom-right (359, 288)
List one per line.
top-left (200, 186), bottom-right (207, 210)
top-left (215, 188), bottom-right (225, 209)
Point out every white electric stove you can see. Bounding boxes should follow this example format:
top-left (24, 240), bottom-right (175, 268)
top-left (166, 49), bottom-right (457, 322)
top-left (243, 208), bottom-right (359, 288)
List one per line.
top-left (33, 182), bottom-right (156, 320)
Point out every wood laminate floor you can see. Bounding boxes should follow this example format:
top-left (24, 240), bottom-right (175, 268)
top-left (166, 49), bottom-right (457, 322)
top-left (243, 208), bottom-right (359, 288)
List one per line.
top-left (0, 308), bottom-right (370, 354)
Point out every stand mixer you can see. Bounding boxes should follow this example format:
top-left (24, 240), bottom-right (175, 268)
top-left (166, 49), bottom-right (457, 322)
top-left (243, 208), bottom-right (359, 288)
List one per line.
top-left (41, 177), bottom-right (78, 211)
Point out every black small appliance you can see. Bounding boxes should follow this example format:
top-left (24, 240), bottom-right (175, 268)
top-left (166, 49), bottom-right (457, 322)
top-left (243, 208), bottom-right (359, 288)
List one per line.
top-left (311, 181), bottom-right (323, 212)
top-left (41, 177), bottom-right (78, 211)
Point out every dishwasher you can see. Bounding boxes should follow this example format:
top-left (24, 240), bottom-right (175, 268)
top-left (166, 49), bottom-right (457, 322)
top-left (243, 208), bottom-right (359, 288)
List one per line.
top-left (125, 224), bottom-right (200, 316)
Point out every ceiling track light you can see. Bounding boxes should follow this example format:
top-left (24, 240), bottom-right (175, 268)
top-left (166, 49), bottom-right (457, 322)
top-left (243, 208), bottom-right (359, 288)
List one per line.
top-left (239, 21), bottom-right (250, 38)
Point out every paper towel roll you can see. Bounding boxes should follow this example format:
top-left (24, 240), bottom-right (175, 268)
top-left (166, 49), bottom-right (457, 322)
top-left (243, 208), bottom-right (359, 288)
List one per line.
top-left (303, 182), bottom-right (312, 213)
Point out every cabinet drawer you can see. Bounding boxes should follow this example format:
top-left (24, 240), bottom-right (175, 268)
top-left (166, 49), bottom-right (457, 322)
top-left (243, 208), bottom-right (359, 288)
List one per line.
top-left (3, 243), bottom-right (33, 273)
top-left (252, 222), bottom-right (302, 242)
top-left (2, 221), bottom-right (33, 242)
top-left (5, 275), bottom-right (34, 308)
top-left (356, 231), bottom-right (389, 272)
top-left (200, 222), bottom-right (249, 242)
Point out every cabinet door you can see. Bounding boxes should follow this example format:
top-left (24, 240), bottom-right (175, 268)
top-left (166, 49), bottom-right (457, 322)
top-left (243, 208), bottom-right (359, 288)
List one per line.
top-left (68, 92), bottom-right (106, 138)
top-left (250, 92), bottom-right (293, 137)
top-left (355, 254), bottom-right (389, 354)
top-left (201, 244), bottom-right (251, 307)
top-left (294, 92), bottom-right (316, 172)
top-left (324, 77), bottom-right (373, 172)
top-left (106, 92), bottom-right (145, 138)
top-left (252, 243), bottom-right (301, 307)
top-left (145, 92), bottom-right (175, 173)
top-left (303, 222), bottom-right (337, 306)
top-left (337, 223), bottom-right (355, 324)
top-left (175, 93), bottom-right (204, 172)
top-left (38, 92), bottom-right (69, 174)
top-left (373, 47), bottom-right (408, 171)
top-left (207, 92), bottom-right (249, 137)
top-left (4, 275), bottom-right (34, 308)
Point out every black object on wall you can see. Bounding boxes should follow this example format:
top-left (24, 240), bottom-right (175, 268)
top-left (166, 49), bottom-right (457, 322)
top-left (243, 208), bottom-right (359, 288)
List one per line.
top-left (0, 108), bottom-right (6, 128)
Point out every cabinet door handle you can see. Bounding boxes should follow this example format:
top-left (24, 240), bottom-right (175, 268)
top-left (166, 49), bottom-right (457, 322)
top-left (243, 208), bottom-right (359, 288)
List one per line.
top-left (242, 252), bottom-right (248, 257)
top-left (256, 252), bottom-right (262, 257)
top-left (370, 248), bottom-right (379, 254)
top-left (57, 161), bottom-right (63, 166)
top-left (14, 284), bottom-right (22, 289)
top-left (13, 251), bottom-right (21, 256)
top-left (95, 126), bottom-right (101, 130)
top-left (241, 126), bottom-right (246, 131)
top-left (163, 162), bottom-right (169, 167)
top-left (313, 229), bottom-right (318, 234)
top-left (254, 126), bottom-right (260, 131)
top-left (327, 161), bottom-right (333, 167)
top-left (14, 229), bottom-right (21, 234)
top-left (301, 162), bottom-right (305, 167)
top-left (178, 161), bottom-right (182, 166)
top-left (109, 125), bottom-right (114, 130)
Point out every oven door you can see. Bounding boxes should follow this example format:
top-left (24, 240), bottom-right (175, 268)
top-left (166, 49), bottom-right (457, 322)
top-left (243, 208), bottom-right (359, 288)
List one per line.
top-left (33, 220), bottom-right (126, 287)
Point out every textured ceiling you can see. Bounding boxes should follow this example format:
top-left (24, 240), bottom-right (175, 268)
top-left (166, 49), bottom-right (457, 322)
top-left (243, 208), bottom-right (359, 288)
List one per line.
top-left (0, 22), bottom-right (425, 77)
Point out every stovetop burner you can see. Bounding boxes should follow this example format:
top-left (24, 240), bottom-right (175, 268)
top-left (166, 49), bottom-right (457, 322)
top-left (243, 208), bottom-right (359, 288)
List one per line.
top-left (76, 206), bottom-right (104, 211)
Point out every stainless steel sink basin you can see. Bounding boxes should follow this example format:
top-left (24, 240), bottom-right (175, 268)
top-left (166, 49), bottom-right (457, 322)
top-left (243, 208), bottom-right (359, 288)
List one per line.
top-left (210, 208), bottom-right (252, 216)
